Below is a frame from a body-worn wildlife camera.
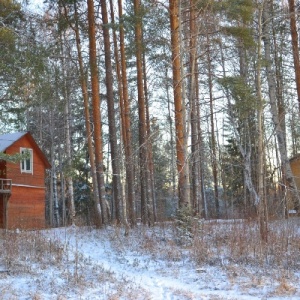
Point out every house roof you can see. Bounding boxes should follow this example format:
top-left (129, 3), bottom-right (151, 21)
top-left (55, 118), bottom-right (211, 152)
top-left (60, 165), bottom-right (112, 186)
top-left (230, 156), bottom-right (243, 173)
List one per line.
top-left (0, 132), bottom-right (51, 168)
top-left (0, 132), bottom-right (27, 152)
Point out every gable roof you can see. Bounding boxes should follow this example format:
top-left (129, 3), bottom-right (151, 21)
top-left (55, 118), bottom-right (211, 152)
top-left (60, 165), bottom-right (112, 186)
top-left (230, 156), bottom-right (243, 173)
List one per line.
top-left (0, 132), bottom-right (27, 152)
top-left (0, 132), bottom-right (51, 168)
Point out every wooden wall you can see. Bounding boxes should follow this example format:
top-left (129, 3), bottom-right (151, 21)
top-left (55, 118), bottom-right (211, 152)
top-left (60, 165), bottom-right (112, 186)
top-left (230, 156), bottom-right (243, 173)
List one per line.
top-left (5, 134), bottom-right (46, 187)
top-left (7, 186), bottom-right (45, 229)
top-left (1, 134), bottom-right (48, 230)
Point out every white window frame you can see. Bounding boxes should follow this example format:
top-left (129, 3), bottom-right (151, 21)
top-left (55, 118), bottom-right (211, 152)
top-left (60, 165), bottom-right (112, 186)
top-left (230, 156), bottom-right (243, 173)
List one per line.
top-left (20, 148), bottom-right (33, 174)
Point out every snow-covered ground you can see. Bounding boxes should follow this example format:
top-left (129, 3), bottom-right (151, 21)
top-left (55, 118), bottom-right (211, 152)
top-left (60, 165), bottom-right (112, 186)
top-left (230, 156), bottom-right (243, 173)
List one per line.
top-left (0, 219), bottom-right (299, 299)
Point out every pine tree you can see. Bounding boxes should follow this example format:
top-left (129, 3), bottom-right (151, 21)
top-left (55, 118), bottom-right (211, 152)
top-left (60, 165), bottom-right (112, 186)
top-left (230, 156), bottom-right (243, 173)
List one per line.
top-left (87, 0), bottom-right (109, 224)
top-left (169, 0), bottom-right (190, 210)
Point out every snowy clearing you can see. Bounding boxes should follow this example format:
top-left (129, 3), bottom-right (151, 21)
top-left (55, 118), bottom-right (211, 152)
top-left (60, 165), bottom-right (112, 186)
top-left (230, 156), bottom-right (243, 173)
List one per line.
top-left (0, 219), bottom-right (299, 299)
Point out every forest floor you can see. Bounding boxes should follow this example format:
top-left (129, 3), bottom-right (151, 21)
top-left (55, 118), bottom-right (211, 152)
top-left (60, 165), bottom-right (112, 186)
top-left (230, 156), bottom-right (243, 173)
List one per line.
top-left (0, 218), bottom-right (299, 299)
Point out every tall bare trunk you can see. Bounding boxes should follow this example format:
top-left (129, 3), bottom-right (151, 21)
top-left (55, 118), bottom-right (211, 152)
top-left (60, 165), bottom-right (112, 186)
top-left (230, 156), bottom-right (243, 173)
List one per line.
top-left (60, 43), bottom-right (75, 225)
top-left (109, 0), bottom-right (130, 230)
top-left (143, 50), bottom-right (155, 224)
top-left (100, 0), bottom-right (124, 225)
top-left (49, 110), bottom-right (55, 227)
top-left (189, 0), bottom-right (201, 215)
top-left (288, 0), bottom-right (300, 111)
top-left (270, 9), bottom-right (288, 217)
top-left (64, 1), bottom-right (102, 226)
top-left (256, 5), bottom-right (268, 241)
top-left (169, 0), bottom-right (190, 209)
top-left (196, 93), bottom-right (206, 218)
top-left (118, 0), bottom-right (136, 226)
top-left (52, 158), bottom-right (60, 226)
top-left (87, 0), bottom-right (108, 224)
top-left (206, 38), bottom-right (219, 218)
top-left (50, 141), bottom-right (60, 227)
top-left (134, 0), bottom-right (150, 224)
top-left (165, 66), bottom-right (176, 200)
top-left (59, 148), bottom-right (66, 226)
top-left (64, 99), bottom-right (75, 225)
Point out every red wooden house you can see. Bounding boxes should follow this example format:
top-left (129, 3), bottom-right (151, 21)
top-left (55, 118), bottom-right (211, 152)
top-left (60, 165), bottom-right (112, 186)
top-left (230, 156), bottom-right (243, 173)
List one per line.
top-left (0, 132), bottom-right (50, 230)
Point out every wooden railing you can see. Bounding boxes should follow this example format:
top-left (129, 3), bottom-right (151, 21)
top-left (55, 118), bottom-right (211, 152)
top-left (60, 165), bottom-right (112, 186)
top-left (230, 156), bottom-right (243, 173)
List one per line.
top-left (0, 179), bottom-right (12, 194)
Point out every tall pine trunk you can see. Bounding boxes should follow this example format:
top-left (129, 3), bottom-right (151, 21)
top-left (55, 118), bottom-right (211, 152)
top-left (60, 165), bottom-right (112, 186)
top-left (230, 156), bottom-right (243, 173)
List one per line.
top-left (256, 5), bottom-right (268, 241)
top-left (118, 0), bottom-right (136, 226)
top-left (109, 0), bottom-right (130, 229)
top-left (70, 1), bottom-right (102, 226)
top-left (134, 0), bottom-right (150, 224)
top-left (143, 50), bottom-right (155, 224)
top-left (59, 36), bottom-right (75, 225)
top-left (169, 0), bottom-right (190, 209)
top-left (189, 0), bottom-right (202, 215)
top-left (100, 0), bottom-right (124, 225)
top-left (87, 0), bottom-right (109, 224)
top-left (206, 38), bottom-right (219, 218)
top-left (288, 0), bottom-right (300, 111)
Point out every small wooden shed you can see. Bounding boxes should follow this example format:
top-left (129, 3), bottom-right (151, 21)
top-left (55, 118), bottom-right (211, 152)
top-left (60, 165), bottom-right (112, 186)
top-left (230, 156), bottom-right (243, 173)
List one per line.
top-left (0, 132), bottom-right (51, 230)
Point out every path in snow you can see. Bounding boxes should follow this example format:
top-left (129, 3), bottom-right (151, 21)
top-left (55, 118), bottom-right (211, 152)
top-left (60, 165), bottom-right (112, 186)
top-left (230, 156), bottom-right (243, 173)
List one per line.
top-left (50, 226), bottom-right (300, 300)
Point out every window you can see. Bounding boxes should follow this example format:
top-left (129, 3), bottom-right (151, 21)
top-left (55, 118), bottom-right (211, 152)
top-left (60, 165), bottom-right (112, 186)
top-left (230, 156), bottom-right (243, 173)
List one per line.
top-left (20, 148), bottom-right (33, 173)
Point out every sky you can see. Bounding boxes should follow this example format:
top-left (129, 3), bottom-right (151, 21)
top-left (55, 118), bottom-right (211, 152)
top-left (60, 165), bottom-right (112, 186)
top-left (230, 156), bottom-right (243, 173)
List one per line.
top-left (22, 0), bottom-right (45, 14)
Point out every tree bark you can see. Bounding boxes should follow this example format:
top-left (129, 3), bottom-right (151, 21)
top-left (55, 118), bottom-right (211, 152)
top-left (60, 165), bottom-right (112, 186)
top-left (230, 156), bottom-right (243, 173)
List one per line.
top-left (58, 147), bottom-right (66, 226)
top-left (109, 0), bottom-right (130, 231)
top-left (288, 0), bottom-right (300, 111)
top-left (100, 0), bottom-right (124, 225)
top-left (143, 49), bottom-right (155, 225)
top-left (256, 5), bottom-right (268, 242)
top-left (117, 0), bottom-right (136, 227)
top-left (271, 8), bottom-right (288, 217)
top-left (189, 0), bottom-right (201, 215)
top-left (206, 38), bottom-right (219, 218)
top-left (169, 0), bottom-right (190, 209)
top-left (165, 66), bottom-right (177, 201)
top-left (133, 0), bottom-right (149, 224)
top-left (68, 1), bottom-right (102, 226)
top-left (59, 30), bottom-right (75, 225)
top-left (87, 0), bottom-right (109, 224)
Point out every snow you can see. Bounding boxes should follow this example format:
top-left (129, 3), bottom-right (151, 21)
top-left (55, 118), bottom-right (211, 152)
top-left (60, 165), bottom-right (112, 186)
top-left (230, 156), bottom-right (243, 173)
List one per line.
top-left (0, 220), bottom-right (299, 299)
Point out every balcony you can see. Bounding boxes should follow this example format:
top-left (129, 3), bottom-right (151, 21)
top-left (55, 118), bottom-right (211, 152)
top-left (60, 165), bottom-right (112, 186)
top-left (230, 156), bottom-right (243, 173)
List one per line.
top-left (0, 179), bottom-right (12, 194)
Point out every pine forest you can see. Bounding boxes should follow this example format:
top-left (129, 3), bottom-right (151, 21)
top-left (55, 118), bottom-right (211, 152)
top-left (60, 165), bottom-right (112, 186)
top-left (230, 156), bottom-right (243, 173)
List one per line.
top-left (2, 0), bottom-right (300, 298)
top-left (1, 0), bottom-right (300, 236)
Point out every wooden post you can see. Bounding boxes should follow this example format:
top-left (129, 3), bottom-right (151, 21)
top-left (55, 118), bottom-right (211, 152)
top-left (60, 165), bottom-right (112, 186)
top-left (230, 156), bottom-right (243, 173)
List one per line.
top-left (4, 194), bottom-right (8, 230)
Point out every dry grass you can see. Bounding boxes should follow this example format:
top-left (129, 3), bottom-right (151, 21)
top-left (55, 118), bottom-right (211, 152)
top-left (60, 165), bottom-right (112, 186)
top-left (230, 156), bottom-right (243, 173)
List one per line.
top-left (189, 218), bottom-right (300, 270)
top-left (0, 229), bottom-right (124, 299)
top-left (0, 230), bottom-right (64, 274)
top-left (115, 217), bottom-right (300, 297)
top-left (107, 217), bottom-right (300, 283)
top-left (0, 217), bottom-right (299, 299)
top-left (274, 277), bottom-right (297, 295)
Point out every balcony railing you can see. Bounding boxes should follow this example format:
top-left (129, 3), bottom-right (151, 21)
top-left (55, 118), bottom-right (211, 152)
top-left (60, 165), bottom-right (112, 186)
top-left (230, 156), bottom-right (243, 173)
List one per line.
top-left (0, 179), bottom-right (12, 194)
